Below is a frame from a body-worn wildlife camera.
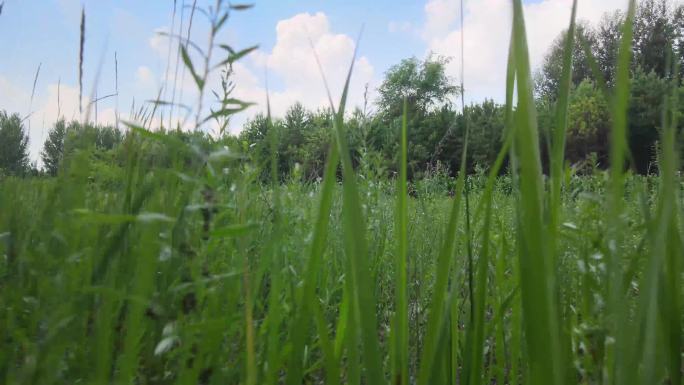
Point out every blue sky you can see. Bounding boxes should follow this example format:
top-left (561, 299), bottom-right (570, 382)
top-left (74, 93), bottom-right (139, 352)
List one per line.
top-left (0, 0), bottom-right (636, 161)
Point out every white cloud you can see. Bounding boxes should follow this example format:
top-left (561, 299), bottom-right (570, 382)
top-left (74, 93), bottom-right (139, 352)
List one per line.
top-left (422, 0), bottom-right (460, 41)
top-left (241, 12), bottom-right (376, 120)
top-left (421, 0), bottom-right (643, 103)
top-left (149, 28), bottom-right (171, 59)
top-left (136, 65), bottom-right (155, 86)
top-left (67, 11), bottom-right (374, 136)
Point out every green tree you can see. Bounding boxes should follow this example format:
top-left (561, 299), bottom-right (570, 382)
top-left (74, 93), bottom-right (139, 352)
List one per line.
top-left (539, 0), bottom-right (684, 96)
top-left (240, 113), bottom-right (277, 180)
top-left (279, 102), bottom-right (309, 175)
top-left (415, 106), bottom-right (456, 175)
top-left (376, 55), bottom-right (461, 177)
top-left (633, 0), bottom-right (679, 78)
top-left (674, 5), bottom-right (684, 79)
top-left (41, 119), bottom-right (67, 176)
top-left (594, 0), bottom-right (684, 82)
top-left (595, 11), bottom-right (624, 86)
top-left (240, 113), bottom-right (270, 146)
top-left (301, 108), bottom-right (334, 180)
top-left (0, 111), bottom-right (30, 177)
top-left (536, 23), bottom-right (597, 99)
top-left (377, 55), bottom-right (460, 118)
top-left (466, 100), bottom-right (506, 169)
top-left (565, 80), bottom-right (611, 167)
top-left (63, 121), bottom-right (122, 153)
top-left (628, 68), bottom-right (670, 173)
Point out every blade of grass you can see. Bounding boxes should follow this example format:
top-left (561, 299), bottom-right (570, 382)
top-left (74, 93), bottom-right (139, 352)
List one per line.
top-left (390, 97), bottom-right (409, 385)
top-left (550, 0), bottom-right (578, 237)
top-left (285, 125), bottom-right (341, 385)
top-left (548, 4), bottom-right (578, 383)
top-left (309, 26), bottom-right (384, 384)
top-left (661, 62), bottom-right (681, 385)
top-left (510, 2), bottom-right (567, 385)
top-left (417, 68), bottom-right (470, 385)
top-left (606, 2), bottom-right (636, 385)
top-left (636, 49), bottom-right (680, 385)
top-left (465, 85), bottom-right (514, 385)
top-left (332, 31), bottom-right (385, 385)
top-left (265, 83), bottom-right (283, 385)
top-left (312, 295), bottom-right (340, 385)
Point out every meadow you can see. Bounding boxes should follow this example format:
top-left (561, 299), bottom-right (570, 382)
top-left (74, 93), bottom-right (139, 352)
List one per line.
top-left (1, 0), bottom-right (683, 384)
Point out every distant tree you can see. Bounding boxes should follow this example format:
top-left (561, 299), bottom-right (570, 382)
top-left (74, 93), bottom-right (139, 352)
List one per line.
top-left (63, 121), bottom-right (122, 153)
top-left (376, 56), bottom-right (461, 176)
top-left (407, 110), bottom-right (443, 174)
top-left (628, 68), bottom-right (670, 173)
top-left (674, 5), bottom-right (684, 79)
top-left (632, 0), bottom-right (678, 78)
top-left (239, 113), bottom-right (277, 180)
top-left (536, 23), bottom-right (597, 99)
top-left (417, 105), bottom-right (457, 175)
top-left (565, 80), bottom-right (611, 166)
top-left (594, 11), bottom-right (623, 86)
top-left (280, 102), bottom-right (309, 174)
top-left (240, 113), bottom-right (270, 146)
top-left (39, 120), bottom-right (125, 176)
top-left (538, 0), bottom-right (684, 97)
top-left (595, 0), bottom-right (684, 82)
top-left (0, 111), bottom-right (30, 176)
top-left (301, 108), bottom-right (334, 180)
top-left (41, 120), bottom-right (66, 176)
top-left (94, 124), bottom-right (123, 150)
top-left (466, 100), bottom-right (506, 169)
top-left (377, 55), bottom-right (460, 118)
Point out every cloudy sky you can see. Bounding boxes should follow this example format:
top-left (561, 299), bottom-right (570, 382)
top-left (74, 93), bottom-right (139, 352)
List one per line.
top-left (0, 0), bottom-right (644, 160)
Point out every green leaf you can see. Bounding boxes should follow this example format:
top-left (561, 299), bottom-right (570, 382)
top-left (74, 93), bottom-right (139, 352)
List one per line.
top-left (509, 1), bottom-right (568, 384)
top-left (202, 103), bottom-right (254, 124)
top-left (213, 45), bottom-right (258, 70)
top-left (230, 4), bottom-right (254, 11)
top-left (180, 45), bottom-right (205, 90)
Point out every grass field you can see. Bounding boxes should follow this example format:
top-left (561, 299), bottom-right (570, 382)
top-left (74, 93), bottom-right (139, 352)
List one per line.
top-left (1, 0), bottom-right (682, 384)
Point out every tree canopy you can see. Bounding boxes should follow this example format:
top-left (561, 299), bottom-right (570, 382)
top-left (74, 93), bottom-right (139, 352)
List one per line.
top-left (0, 111), bottom-right (30, 177)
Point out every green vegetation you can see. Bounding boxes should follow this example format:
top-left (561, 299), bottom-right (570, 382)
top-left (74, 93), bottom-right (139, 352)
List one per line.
top-left (0, 111), bottom-right (31, 177)
top-left (1, 0), bottom-right (683, 384)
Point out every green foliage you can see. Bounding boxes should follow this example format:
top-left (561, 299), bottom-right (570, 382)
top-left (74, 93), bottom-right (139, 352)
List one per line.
top-left (539, 0), bottom-right (684, 97)
top-left (628, 67), bottom-right (671, 173)
top-left (633, 0), bottom-right (680, 79)
top-left (377, 55), bottom-right (460, 118)
top-left (536, 23), bottom-right (596, 99)
top-left (41, 120), bottom-right (66, 176)
top-left (536, 0), bottom-right (684, 172)
top-left (239, 107), bottom-right (336, 181)
top-left (0, 111), bottom-right (29, 177)
top-left (566, 80), bottom-right (611, 166)
top-left (464, 100), bottom-right (506, 169)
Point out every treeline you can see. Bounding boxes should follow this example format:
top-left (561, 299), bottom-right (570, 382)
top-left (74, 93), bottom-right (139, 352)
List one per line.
top-left (1, 0), bottom-right (683, 180)
top-left (0, 114), bottom-right (126, 178)
top-left (0, 113), bottom-right (222, 184)
top-left (537, 0), bottom-right (684, 173)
